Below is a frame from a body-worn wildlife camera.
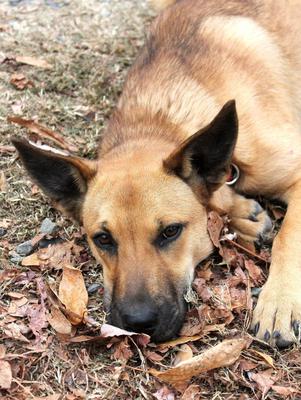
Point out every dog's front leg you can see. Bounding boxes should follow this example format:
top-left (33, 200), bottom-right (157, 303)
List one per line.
top-left (251, 182), bottom-right (301, 347)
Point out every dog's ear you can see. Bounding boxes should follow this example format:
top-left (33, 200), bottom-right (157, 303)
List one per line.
top-left (12, 138), bottom-right (97, 221)
top-left (164, 100), bottom-right (238, 194)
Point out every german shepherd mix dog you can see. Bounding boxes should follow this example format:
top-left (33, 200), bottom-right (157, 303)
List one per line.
top-left (13, 0), bottom-right (301, 347)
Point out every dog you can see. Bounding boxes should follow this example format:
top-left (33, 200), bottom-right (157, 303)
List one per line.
top-left (13, 0), bottom-right (301, 347)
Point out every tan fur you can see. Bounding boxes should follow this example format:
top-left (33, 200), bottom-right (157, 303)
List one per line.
top-left (15, 0), bottom-right (301, 345)
top-left (94, 0), bottom-right (301, 345)
top-left (150, 0), bottom-right (177, 11)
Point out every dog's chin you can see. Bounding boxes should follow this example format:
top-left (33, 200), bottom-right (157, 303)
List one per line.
top-left (107, 299), bottom-right (187, 343)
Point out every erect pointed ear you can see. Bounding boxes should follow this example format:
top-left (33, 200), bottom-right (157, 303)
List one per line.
top-left (163, 100), bottom-right (238, 195)
top-left (12, 138), bottom-right (97, 222)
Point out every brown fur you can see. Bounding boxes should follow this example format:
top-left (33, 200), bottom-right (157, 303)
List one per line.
top-left (14, 0), bottom-right (301, 346)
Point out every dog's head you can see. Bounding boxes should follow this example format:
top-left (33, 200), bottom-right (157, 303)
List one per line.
top-left (13, 100), bottom-right (238, 341)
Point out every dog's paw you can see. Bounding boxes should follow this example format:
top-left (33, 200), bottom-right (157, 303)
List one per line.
top-left (251, 279), bottom-right (301, 347)
top-left (230, 198), bottom-right (273, 243)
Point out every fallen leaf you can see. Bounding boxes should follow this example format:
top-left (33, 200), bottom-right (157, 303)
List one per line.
top-left (4, 322), bottom-right (30, 342)
top-left (34, 395), bottom-right (61, 400)
top-left (0, 145), bottom-right (15, 153)
top-left (193, 278), bottom-right (212, 301)
top-left (198, 303), bottom-right (234, 326)
top-left (239, 359), bottom-right (257, 371)
top-left (21, 252), bottom-right (41, 267)
top-left (272, 385), bottom-right (300, 397)
top-left (244, 259), bottom-right (264, 285)
top-left (101, 323), bottom-right (150, 347)
top-left (157, 335), bottom-right (202, 351)
top-left (153, 386), bottom-right (176, 400)
top-left (8, 116), bottom-right (78, 152)
top-left (22, 241), bottom-right (77, 269)
top-left (180, 317), bottom-right (203, 337)
top-left (47, 306), bottom-right (72, 335)
top-left (10, 73), bottom-right (34, 90)
top-left (112, 337), bottom-right (134, 363)
top-left (181, 384), bottom-right (201, 400)
top-left (27, 303), bottom-right (48, 340)
top-left (150, 337), bottom-right (250, 389)
top-left (69, 323), bottom-right (150, 347)
top-left (251, 349), bottom-right (275, 369)
top-left (249, 369), bottom-right (276, 396)
top-left (59, 266), bottom-right (88, 325)
top-left (207, 211), bottom-right (224, 249)
top-left (15, 55), bottom-right (53, 69)
top-left (0, 360), bottom-right (12, 389)
top-left (0, 345), bottom-right (6, 359)
top-left (196, 261), bottom-right (213, 281)
top-left (0, 172), bottom-right (7, 192)
top-left (144, 350), bottom-right (164, 362)
top-left (174, 344), bottom-right (193, 366)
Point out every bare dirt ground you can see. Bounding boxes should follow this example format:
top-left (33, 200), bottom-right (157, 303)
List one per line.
top-left (1, 1), bottom-right (301, 399)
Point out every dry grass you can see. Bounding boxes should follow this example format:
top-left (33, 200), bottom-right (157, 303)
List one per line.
top-left (1, 1), bottom-right (301, 399)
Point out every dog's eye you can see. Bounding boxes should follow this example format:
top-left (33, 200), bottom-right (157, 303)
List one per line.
top-left (156, 224), bottom-right (183, 248)
top-left (93, 232), bottom-right (116, 253)
top-left (162, 224), bottom-right (181, 239)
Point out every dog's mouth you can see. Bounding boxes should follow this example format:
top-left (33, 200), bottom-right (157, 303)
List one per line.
top-left (107, 295), bottom-right (187, 342)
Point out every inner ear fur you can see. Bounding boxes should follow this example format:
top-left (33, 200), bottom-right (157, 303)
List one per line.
top-left (12, 138), bottom-right (97, 222)
top-left (164, 100), bottom-right (238, 195)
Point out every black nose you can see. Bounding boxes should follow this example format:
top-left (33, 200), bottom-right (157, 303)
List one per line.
top-left (122, 305), bottom-right (158, 335)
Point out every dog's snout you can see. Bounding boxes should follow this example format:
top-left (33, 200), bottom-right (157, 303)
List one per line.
top-left (122, 304), bottom-right (158, 335)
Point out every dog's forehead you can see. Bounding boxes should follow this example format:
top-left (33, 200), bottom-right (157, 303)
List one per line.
top-left (83, 166), bottom-right (203, 234)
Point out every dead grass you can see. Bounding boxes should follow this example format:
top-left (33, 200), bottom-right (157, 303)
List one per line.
top-left (1, 1), bottom-right (301, 399)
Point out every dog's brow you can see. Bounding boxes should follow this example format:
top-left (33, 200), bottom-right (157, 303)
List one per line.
top-left (157, 220), bottom-right (188, 231)
top-left (100, 221), bottom-right (109, 232)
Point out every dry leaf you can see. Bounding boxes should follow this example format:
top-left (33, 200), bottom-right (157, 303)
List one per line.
top-left (59, 266), bottom-right (88, 325)
top-left (0, 145), bottom-right (15, 153)
top-left (181, 384), bottom-right (201, 400)
top-left (153, 386), bottom-right (176, 400)
top-left (4, 322), bottom-right (30, 342)
top-left (0, 172), bottom-right (7, 192)
top-left (207, 211), bottom-right (224, 249)
top-left (47, 307), bottom-right (72, 335)
top-left (21, 252), bottom-right (41, 267)
top-left (101, 323), bottom-right (150, 347)
top-left (150, 337), bottom-right (250, 389)
top-left (22, 241), bottom-right (77, 270)
top-left (10, 73), bottom-right (34, 90)
top-left (144, 350), bottom-right (164, 362)
top-left (69, 323), bottom-right (150, 347)
top-left (8, 116), bottom-right (78, 152)
top-left (34, 395), bottom-right (61, 400)
top-left (244, 259), bottom-right (263, 285)
top-left (0, 360), bottom-right (12, 389)
top-left (272, 385), bottom-right (300, 397)
top-left (112, 337), bottom-right (134, 363)
top-left (193, 278), bottom-right (212, 302)
top-left (15, 55), bottom-right (53, 69)
top-left (251, 349), bottom-right (275, 369)
top-left (249, 369), bottom-right (276, 396)
top-left (239, 359), bottom-right (257, 371)
top-left (174, 344), bottom-right (193, 366)
top-left (27, 303), bottom-right (48, 339)
top-left (0, 345), bottom-right (6, 359)
top-left (157, 335), bottom-right (202, 351)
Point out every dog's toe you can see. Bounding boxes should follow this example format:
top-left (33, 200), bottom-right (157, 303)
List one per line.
top-left (230, 199), bottom-right (273, 244)
top-left (251, 279), bottom-right (301, 348)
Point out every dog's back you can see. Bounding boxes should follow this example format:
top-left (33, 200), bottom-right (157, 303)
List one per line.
top-left (102, 0), bottom-right (301, 197)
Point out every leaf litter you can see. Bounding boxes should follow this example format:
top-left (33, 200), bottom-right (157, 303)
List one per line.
top-left (1, 1), bottom-right (301, 398)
